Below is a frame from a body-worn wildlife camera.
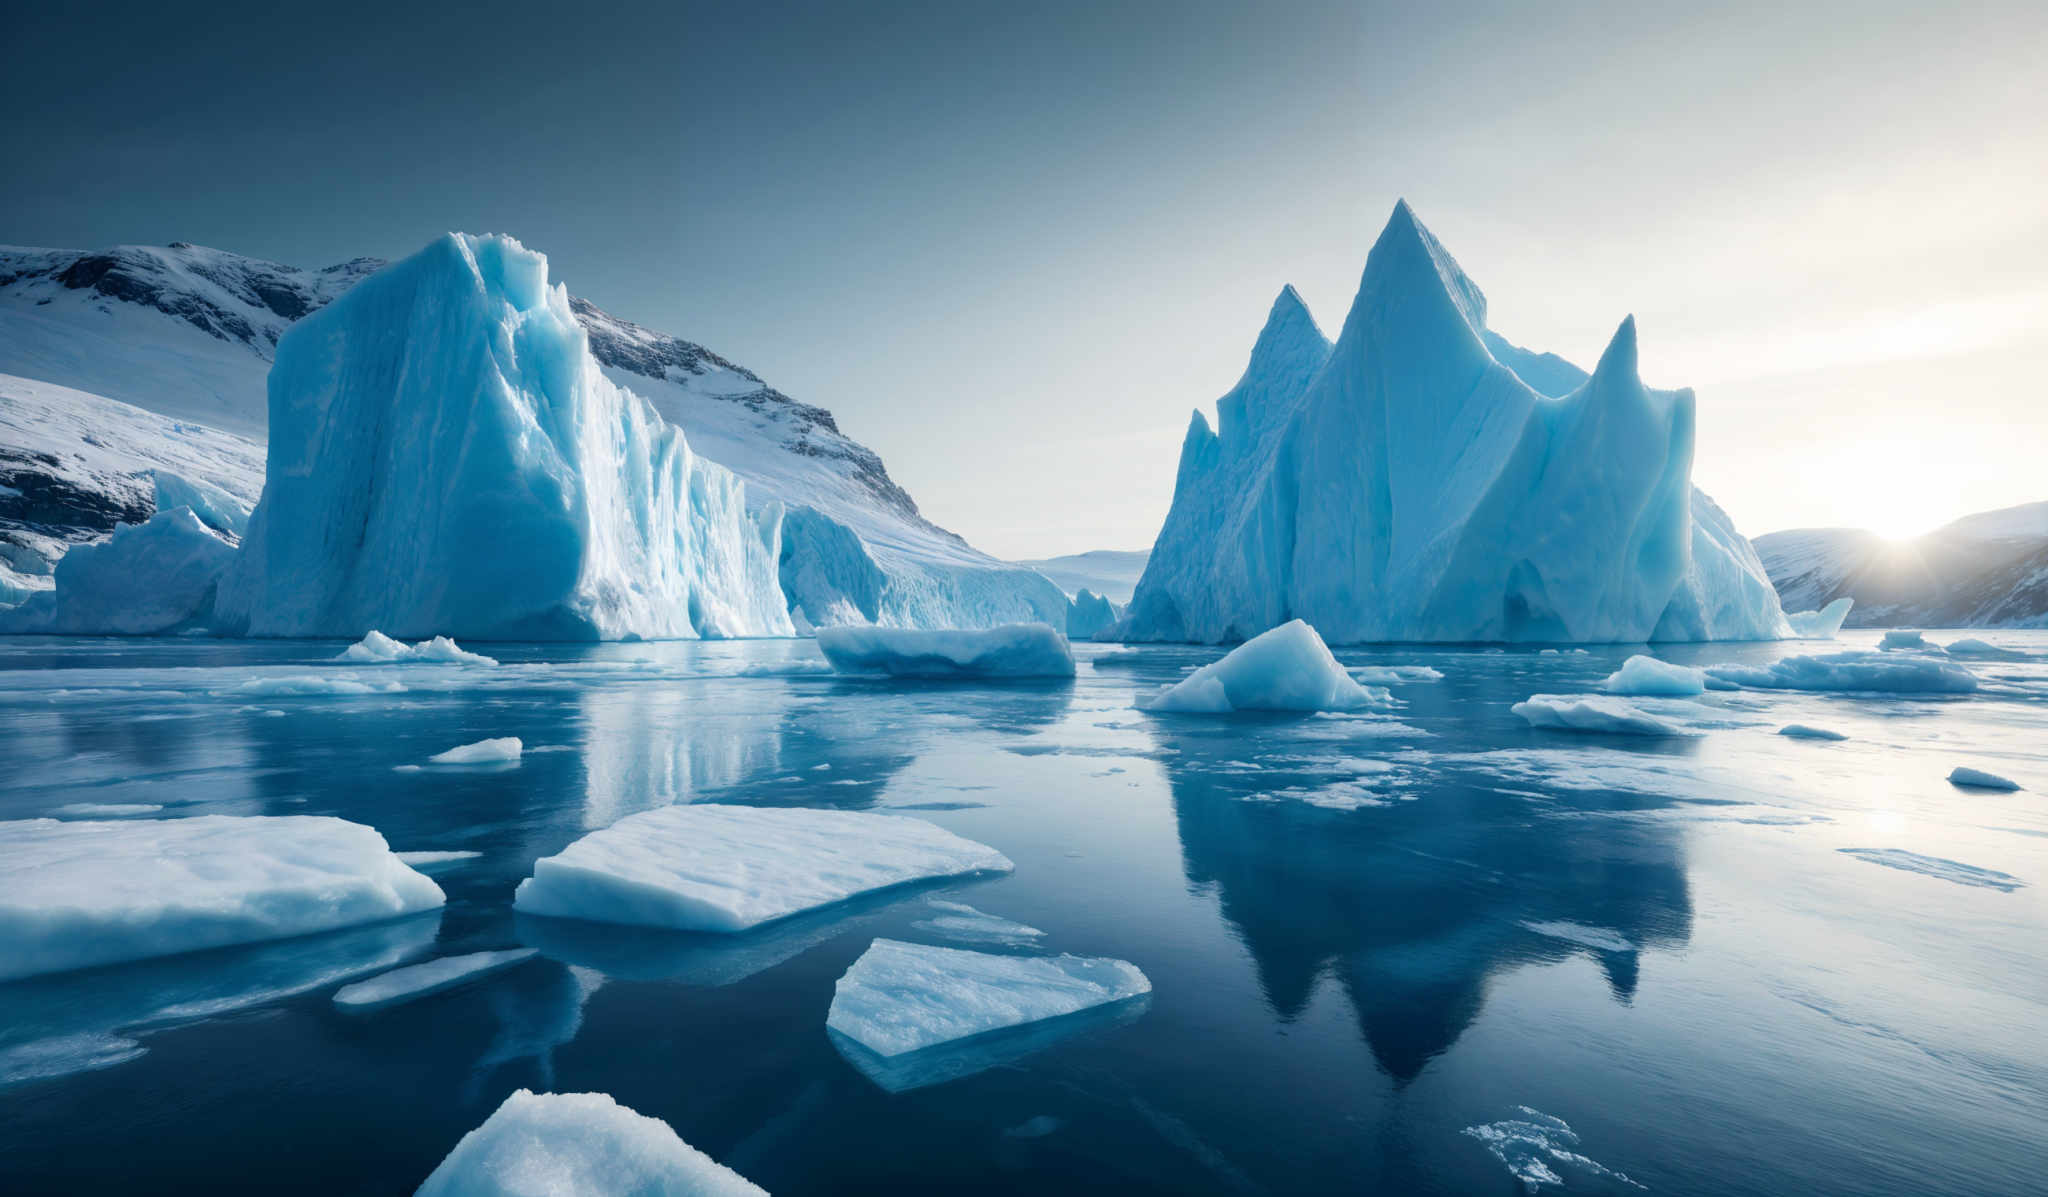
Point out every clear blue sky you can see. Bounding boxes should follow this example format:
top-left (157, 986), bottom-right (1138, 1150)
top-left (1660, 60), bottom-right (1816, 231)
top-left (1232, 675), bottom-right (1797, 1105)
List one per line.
top-left (6, 0), bottom-right (2043, 555)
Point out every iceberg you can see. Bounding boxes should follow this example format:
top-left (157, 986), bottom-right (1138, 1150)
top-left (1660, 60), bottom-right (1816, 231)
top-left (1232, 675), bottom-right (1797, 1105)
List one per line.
top-left (0, 506), bottom-right (234, 634)
top-left (1121, 201), bottom-right (1792, 645)
top-left (213, 233), bottom-right (792, 641)
top-left (338, 630), bottom-right (496, 666)
top-left (1880, 629), bottom-right (1931, 650)
top-left (1785, 597), bottom-right (1854, 639)
top-left (428, 737), bottom-right (523, 765)
top-left (1705, 651), bottom-right (1978, 694)
top-left (1601, 654), bottom-right (1707, 697)
top-left (417, 1089), bottom-right (765, 1197)
top-left (150, 468), bottom-right (251, 538)
top-left (0, 815), bottom-right (443, 982)
top-left (826, 938), bottom-right (1151, 1057)
top-left (514, 804), bottom-right (1012, 933)
top-left (816, 623), bottom-right (1076, 679)
top-left (1948, 766), bottom-right (2021, 792)
top-left (1511, 694), bottom-right (1690, 737)
top-left (331, 948), bottom-right (537, 1012)
top-left (1065, 588), bottom-right (1120, 640)
top-left (1943, 638), bottom-right (2014, 658)
top-left (1779, 724), bottom-right (1848, 741)
top-left (1143, 620), bottom-right (1385, 714)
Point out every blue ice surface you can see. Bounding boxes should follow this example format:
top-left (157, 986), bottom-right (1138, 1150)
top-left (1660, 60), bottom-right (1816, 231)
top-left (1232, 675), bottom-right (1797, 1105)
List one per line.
top-left (0, 628), bottom-right (2041, 1195)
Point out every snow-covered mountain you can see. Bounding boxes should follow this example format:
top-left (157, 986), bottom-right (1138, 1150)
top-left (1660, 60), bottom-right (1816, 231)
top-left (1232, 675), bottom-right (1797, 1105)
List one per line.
top-left (1757, 503), bottom-right (2048, 628)
top-left (1012, 549), bottom-right (1152, 605)
top-left (0, 240), bottom-right (1070, 633)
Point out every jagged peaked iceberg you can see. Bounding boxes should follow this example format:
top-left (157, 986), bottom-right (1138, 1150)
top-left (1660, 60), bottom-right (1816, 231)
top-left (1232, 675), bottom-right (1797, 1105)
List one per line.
top-left (1122, 201), bottom-right (1792, 644)
top-left (214, 234), bottom-right (792, 641)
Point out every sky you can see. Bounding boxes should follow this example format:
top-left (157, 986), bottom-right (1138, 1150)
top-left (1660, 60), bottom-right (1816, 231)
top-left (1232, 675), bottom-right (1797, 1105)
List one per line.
top-left (4, 0), bottom-right (2043, 557)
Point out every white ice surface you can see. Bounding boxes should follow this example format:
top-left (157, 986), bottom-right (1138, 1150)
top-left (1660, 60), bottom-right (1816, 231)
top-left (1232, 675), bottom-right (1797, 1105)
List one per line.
top-left (1463, 1106), bottom-right (1643, 1192)
top-left (429, 738), bottom-right (524, 765)
top-left (1779, 724), bottom-right (1848, 741)
top-left (1601, 654), bottom-right (1706, 697)
top-left (332, 948), bottom-right (536, 1011)
top-left (826, 938), bottom-right (1151, 1057)
top-left (1511, 694), bottom-right (1691, 737)
top-left (416, 1089), bottom-right (766, 1197)
top-left (817, 623), bottom-right (1075, 678)
top-left (1706, 651), bottom-right (1978, 693)
top-left (1144, 620), bottom-right (1384, 714)
top-left (339, 631), bottom-right (497, 666)
top-left (515, 804), bottom-right (1013, 933)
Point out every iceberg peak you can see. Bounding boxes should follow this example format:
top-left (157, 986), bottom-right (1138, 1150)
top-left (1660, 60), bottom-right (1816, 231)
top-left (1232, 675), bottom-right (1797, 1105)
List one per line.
top-left (1591, 314), bottom-right (1640, 385)
top-left (1361, 199), bottom-right (1489, 341)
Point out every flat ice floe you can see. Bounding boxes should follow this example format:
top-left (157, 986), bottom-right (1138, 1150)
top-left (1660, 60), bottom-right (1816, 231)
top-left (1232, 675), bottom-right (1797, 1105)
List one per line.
top-left (1348, 664), bottom-right (1445, 685)
top-left (1601, 654), bottom-right (1705, 697)
top-left (1948, 766), bottom-right (2021, 792)
top-left (337, 630), bottom-right (497, 666)
top-left (416, 1089), bottom-right (765, 1197)
top-left (1463, 1106), bottom-right (1642, 1191)
top-left (816, 624), bottom-right (1076, 678)
top-left (1778, 724), bottom-right (1848, 741)
top-left (515, 804), bottom-right (1013, 932)
top-left (826, 938), bottom-right (1151, 1057)
top-left (911, 900), bottom-right (1046, 947)
top-left (332, 948), bottom-right (537, 1012)
top-left (1511, 694), bottom-right (1690, 737)
top-left (429, 737), bottom-right (523, 765)
top-left (0, 816), bottom-right (443, 982)
top-left (1838, 848), bottom-right (2024, 892)
top-left (1705, 651), bottom-right (1977, 694)
top-left (52, 803), bottom-right (162, 817)
top-left (1145, 620), bottom-right (1385, 714)
top-left (1879, 629), bottom-right (1930, 650)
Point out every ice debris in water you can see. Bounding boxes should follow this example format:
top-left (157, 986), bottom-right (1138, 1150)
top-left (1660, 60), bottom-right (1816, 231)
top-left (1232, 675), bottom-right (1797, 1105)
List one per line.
top-left (816, 623), bottom-right (1076, 678)
top-left (1784, 597), bottom-right (1853, 639)
top-left (1511, 694), bottom-right (1690, 737)
top-left (338, 630), bottom-right (497, 666)
top-left (1349, 664), bottom-right (1445, 684)
top-left (52, 803), bottom-right (162, 817)
top-left (1948, 766), bottom-right (2021, 792)
top-left (0, 816), bottom-right (443, 982)
top-left (515, 804), bottom-right (1012, 933)
top-left (1144, 620), bottom-right (1386, 714)
top-left (1838, 848), bottom-right (2024, 891)
top-left (1942, 638), bottom-right (2011, 657)
top-left (1520, 921), bottom-right (1636, 953)
top-left (1601, 654), bottom-right (1705, 697)
top-left (1879, 629), bottom-right (1930, 650)
top-left (1779, 724), bottom-right (1848, 741)
top-left (1463, 1106), bottom-right (1643, 1192)
top-left (416, 1089), bottom-right (766, 1197)
top-left (912, 899), bottom-right (1046, 947)
top-left (429, 737), bottom-right (523, 765)
top-left (826, 938), bottom-right (1151, 1057)
top-left (332, 948), bottom-right (537, 1012)
top-left (1705, 651), bottom-right (1977, 694)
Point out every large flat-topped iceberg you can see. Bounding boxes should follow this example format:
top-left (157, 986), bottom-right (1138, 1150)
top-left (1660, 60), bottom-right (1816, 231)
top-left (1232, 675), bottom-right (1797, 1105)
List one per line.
top-left (1144, 620), bottom-right (1383, 714)
top-left (827, 938), bottom-right (1151, 1057)
top-left (1705, 651), bottom-right (1978, 693)
top-left (417, 1089), bottom-right (765, 1197)
top-left (214, 233), bottom-right (792, 641)
top-left (0, 816), bottom-right (443, 982)
top-left (817, 623), bottom-right (1076, 678)
top-left (1121, 201), bottom-right (1793, 645)
top-left (514, 804), bottom-right (1013, 932)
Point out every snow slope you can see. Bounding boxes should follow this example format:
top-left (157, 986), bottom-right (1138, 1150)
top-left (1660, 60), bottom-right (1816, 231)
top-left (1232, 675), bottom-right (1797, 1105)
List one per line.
top-left (1757, 502), bottom-right (2048, 628)
top-left (1015, 549), bottom-right (1153, 604)
top-left (1121, 201), bottom-right (1791, 644)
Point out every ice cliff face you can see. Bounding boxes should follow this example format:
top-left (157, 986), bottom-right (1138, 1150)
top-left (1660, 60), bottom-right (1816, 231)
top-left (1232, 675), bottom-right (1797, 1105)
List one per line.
top-left (1122, 201), bottom-right (1792, 644)
top-left (214, 234), bottom-right (792, 641)
top-left (1757, 503), bottom-right (2048, 628)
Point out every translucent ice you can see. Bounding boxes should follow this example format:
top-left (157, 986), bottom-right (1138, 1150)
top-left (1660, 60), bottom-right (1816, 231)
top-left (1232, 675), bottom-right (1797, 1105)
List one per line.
top-left (332, 948), bottom-right (537, 1012)
top-left (816, 623), bottom-right (1076, 678)
top-left (1144, 620), bottom-right (1385, 714)
top-left (1601, 655), bottom-right (1706, 697)
top-left (826, 938), bottom-right (1150, 1057)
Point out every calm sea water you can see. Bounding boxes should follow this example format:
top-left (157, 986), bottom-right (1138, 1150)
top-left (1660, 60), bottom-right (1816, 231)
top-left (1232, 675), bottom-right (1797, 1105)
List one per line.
top-left (0, 631), bottom-right (2042, 1194)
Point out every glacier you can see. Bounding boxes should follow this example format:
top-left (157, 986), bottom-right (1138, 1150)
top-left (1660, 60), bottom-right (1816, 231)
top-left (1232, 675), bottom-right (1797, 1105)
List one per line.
top-left (417, 1089), bottom-right (766, 1197)
top-left (1121, 201), bottom-right (1793, 645)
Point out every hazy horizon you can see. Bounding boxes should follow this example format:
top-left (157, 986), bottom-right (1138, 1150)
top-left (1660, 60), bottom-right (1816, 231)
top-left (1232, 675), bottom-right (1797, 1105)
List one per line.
top-left (6, 0), bottom-right (2042, 558)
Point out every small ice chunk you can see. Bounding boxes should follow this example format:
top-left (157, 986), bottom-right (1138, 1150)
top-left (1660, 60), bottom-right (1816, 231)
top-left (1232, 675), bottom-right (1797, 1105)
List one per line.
top-left (1879, 629), bottom-right (1929, 650)
top-left (338, 630), bottom-right (498, 666)
top-left (1144, 620), bottom-right (1384, 714)
top-left (1463, 1106), bottom-right (1642, 1191)
top-left (395, 850), bottom-right (483, 870)
top-left (1349, 664), bottom-right (1445, 684)
top-left (515, 804), bottom-right (1012, 933)
top-left (1778, 724), bottom-right (1847, 741)
top-left (416, 1089), bottom-right (766, 1197)
top-left (912, 900), bottom-right (1046, 947)
top-left (0, 1032), bottom-right (148, 1088)
top-left (233, 675), bottom-right (399, 696)
top-left (429, 737), bottom-right (523, 765)
top-left (1784, 597), bottom-right (1853, 639)
top-left (817, 624), bottom-right (1076, 678)
top-left (1511, 695), bottom-right (1689, 737)
top-left (0, 816), bottom-right (443, 982)
top-left (1600, 654), bottom-right (1705, 697)
top-left (1838, 848), bottom-right (2024, 891)
top-left (332, 948), bottom-right (536, 1012)
top-left (52, 803), bottom-right (163, 817)
top-left (826, 938), bottom-right (1150, 1057)
top-left (1942, 638), bottom-right (2008, 657)
top-left (1948, 766), bottom-right (2021, 792)
top-left (1520, 920), bottom-right (1635, 953)
top-left (1705, 651), bottom-right (1976, 694)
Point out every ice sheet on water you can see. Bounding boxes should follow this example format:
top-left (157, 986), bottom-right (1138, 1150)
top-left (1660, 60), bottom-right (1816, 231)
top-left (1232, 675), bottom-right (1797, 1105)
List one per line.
top-left (1511, 694), bottom-right (1692, 737)
top-left (1779, 724), bottom-right (1848, 741)
top-left (52, 803), bottom-right (162, 817)
top-left (816, 623), bottom-right (1076, 679)
top-left (332, 948), bottom-right (537, 1012)
top-left (515, 804), bottom-right (1012, 933)
top-left (231, 675), bottom-right (402, 697)
top-left (826, 938), bottom-right (1151, 1059)
top-left (338, 630), bottom-right (497, 666)
top-left (1463, 1106), bottom-right (1643, 1192)
top-left (1838, 849), bottom-right (2024, 892)
top-left (1601, 654), bottom-right (1706, 697)
top-left (0, 815), bottom-right (442, 981)
top-left (1705, 651), bottom-right (1977, 694)
top-left (1349, 664), bottom-right (1445, 684)
top-left (0, 1032), bottom-right (149, 1089)
top-left (1880, 629), bottom-right (1930, 650)
top-left (428, 737), bottom-right (523, 765)
top-left (1948, 766), bottom-right (2021, 792)
top-left (1520, 920), bottom-right (1636, 953)
top-left (416, 1089), bottom-right (766, 1197)
top-left (912, 900), bottom-right (1046, 947)
top-left (1145, 621), bottom-right (1386, 714)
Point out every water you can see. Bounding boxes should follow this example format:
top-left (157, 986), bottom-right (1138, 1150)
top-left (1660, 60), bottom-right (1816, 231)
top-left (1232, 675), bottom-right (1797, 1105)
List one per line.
top-left (1, 631), bottom-right (2043, 1194)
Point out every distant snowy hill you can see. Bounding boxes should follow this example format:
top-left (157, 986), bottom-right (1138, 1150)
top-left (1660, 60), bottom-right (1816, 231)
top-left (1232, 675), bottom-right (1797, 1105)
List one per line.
top-left (0, 241), bottom-right (1068, 632)
top-left (1015, 549), bottom-right (1152, 604)
top-left (1757, 502), bottom-right (2048, 628)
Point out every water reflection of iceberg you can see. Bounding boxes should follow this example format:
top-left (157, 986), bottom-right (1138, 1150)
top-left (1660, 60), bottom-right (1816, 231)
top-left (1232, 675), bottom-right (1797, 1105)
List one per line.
top-left (0, 913), bottom-right (441, 1087)
top-left (466, 961), bottom-right (605, 1101)
top-left (828, 994), bottom-right (1152, 1094)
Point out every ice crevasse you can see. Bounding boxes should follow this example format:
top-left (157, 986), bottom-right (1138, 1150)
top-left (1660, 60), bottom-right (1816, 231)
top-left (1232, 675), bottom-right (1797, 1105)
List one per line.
top-left (1120, 200), bottom-right (1793, 645)
top-left (213, 233), bottom-right (793, 641)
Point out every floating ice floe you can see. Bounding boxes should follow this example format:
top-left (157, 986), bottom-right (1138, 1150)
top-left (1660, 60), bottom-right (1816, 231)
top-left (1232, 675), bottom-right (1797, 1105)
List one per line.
top-left (826, 938), bottom-right (1150, 1059)
top-left (1942, 638), bottom-right (2012, 658)
top-left (338, 630), bottom-right (497, 666)
top-left (1511, 694), bottom-right (1690, 737)
top-left (1948, 766), bottom-right (2021, 792)
top-left (912, 900), bottom-right (1047, 947)
top-left (395, 850), bottom-right (483, 870)
top-left (332, 948), bottom-right (537, 1012)
top-left (816, 623), bottom-right (1076, 679)
top-left (1349, 664), bottom-right (1445, 685)
top-left (429, 737), bottom-right (523, 765)
top-left (0, 815), bottom-right (443, 982)
top-left (1784, 597), bottom-right (1853, 639)
top-left (416, 1089), bottom-right (766, 1197)
top-left (1838, 848), bottom-right (2024, 891)
top-left (52, 803), bottom-right (162, 817)
top-left (1463, 1106), bottom-right (1642, 1192)
top-left (1705, 651), bottom-right (1977, 694)
top-left (1601, 654), bottom-right (1705, 697)
top-left (1879, 629), bottom-right (1930, 650)
top-left (515, 804), bottom-right (1012, 933)
top-left (1144, 620), bottom-right (1385, 714)
top-left (1778, 725), bottom-right (1848, 741)
top-left (1519, 920), bottom-right (1636, 954)
top-left (231, 675), bottom-right (401, 697)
